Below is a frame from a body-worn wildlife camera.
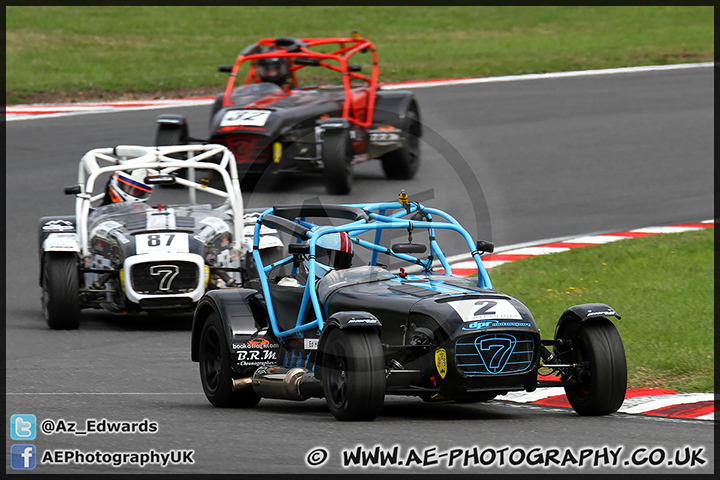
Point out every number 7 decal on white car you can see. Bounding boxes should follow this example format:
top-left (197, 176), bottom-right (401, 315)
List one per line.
top-left (150, 265), bottom-right (180, 291)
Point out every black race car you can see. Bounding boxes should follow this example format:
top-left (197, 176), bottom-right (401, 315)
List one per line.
top-left (155, 34), bottom-right (421, 195)
top-left (190, 192), bottom-right (627, 421)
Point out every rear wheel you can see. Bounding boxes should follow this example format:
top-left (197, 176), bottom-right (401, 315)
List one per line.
top-left (156, 124), bottom-right (189, 182)
top-left (321, 327), bottom-right (385, 421)
top-left (209, 93), bottom-right (224, 128)
top-left (322, 130), bottom-right (353, 195)
top-left (199, 313), bottom-right (261, 408)
top-left (381, 103), bottom-right (420, 179)
top-left (42, 253), bottom-right (81, 330)
top-left (563, 318), bottom-right (627, 415)
top-left (156, 123), bottom-right (187, 148)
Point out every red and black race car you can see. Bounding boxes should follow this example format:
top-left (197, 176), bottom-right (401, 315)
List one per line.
top-left (155, 33), bottom-right (422, 195)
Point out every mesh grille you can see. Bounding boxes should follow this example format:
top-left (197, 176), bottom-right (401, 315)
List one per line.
top-left (455, 332), bottom-right (534, 376)
top-left (130, 261), bottom-right (199, 294)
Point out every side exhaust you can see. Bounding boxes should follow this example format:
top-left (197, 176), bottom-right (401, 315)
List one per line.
top-left (232, 366), bottom-right (324, 400)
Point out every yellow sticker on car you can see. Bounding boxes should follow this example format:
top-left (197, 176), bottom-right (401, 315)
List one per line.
top-left (435, 348), bottom-right (448, 379)
top-left (273, 142), bottom-right (282, 163)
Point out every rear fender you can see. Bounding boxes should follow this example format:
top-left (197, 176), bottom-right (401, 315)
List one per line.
top-left (372, 90), bottom-right (421, 136)
top-left (554, 303), bottom-right (621, 340)
top-left (317, 117), bottom-right (350, 131)
top-left (157, 114), bottom-right (188, 128)
top-left (191, 289), bottom-right (268, 362)
top-left (314, 311), bottom-right (382, 378)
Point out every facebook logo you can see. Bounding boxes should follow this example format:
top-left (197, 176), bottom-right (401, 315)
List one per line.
top-left (11, 444), bottom-right (37, 470)
top-left (10, 414), bottom-right (36, 440)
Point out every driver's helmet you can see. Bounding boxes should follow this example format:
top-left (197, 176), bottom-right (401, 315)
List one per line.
top-left (316, 232), bottom-right (354, 270)
top-left (256, 51), bottom-right (290, 87)
top-left (106, 169), bottom-right (152, 204)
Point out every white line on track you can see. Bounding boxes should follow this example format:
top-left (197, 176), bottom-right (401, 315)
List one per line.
top-left (562, 235), bottom-right (630, 244)
top-left (632, 226), bottom-right (704, 234)
top-left (380, 62), bottom-right (714, 90)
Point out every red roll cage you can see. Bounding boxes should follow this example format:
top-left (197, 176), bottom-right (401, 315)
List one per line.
top-left (222, 35), bottom-right (379, 129)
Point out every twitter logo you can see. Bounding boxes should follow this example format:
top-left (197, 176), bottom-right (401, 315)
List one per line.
top-left (11, 414), bottom-right (37, 440)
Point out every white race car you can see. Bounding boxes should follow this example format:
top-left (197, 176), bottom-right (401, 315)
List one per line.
top-left (38, 144), bottom-right (283, 329)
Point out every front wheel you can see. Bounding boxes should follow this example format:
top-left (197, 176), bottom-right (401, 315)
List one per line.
top-left (322, 130), bottom-right (353, 195)
top-left (563, 318), bottom-right (627, 415)
top-left (199, 313), bottom-right (261, 408)
top-left (42, 253), bottom-right (81, 330)
top-left (321, 327), bottom-right (385, 421)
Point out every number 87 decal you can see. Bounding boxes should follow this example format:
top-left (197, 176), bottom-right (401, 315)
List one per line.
top-left (150, 265), bottom-right (180, 291)
top-left (136, 233), bottom-right (189, 254)
top-left (147, 234), bottom-right (174, 247)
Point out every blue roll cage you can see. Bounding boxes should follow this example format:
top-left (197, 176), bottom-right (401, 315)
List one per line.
top-left (251, 201), bottom-right (493, 341)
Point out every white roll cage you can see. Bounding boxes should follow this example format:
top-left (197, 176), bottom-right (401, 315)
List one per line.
top-left (72, 144), bottom-right (245, 257)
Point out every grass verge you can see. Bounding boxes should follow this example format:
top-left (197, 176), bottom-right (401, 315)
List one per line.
top-left (487, 228), bottom-right (714, 393)
top-left (5, 6), bottom-right (714, 104)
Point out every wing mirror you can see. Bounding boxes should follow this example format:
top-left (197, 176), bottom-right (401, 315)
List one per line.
top-left (288, 243), bottom-right (310, 255)
top-left (391, 243), bottom-right (427, 254)
top-left (476, 240), bottom-right (494, 254)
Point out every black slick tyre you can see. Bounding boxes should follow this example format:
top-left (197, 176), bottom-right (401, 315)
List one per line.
top-left (322, 129), bottom-right (353, 195)
top-left (381, 103), bottom-right (420, 180)
top-left (564, 318), bottom-right (627, 416)
top-left (155, 123), bottom-right (187, 148)
top-left (42, 253), bottom-right (81, 330)
top-left (321, 327), bottom-right (385, 421)
top-left (199, 312), bottom-right (261, 408)
top-left (156, 124), bottom-right (189, 183)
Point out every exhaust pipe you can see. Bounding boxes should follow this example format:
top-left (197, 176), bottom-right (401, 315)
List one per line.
top-left (232, 377), bottom-right (253, 391)
top-left (233, 366), bottom-right (324, 400)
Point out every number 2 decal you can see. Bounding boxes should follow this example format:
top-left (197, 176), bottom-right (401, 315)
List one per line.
top-left (473, 301), bottom-right (497, 317)
top-left (448, 298), bottom-right (524, 322)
